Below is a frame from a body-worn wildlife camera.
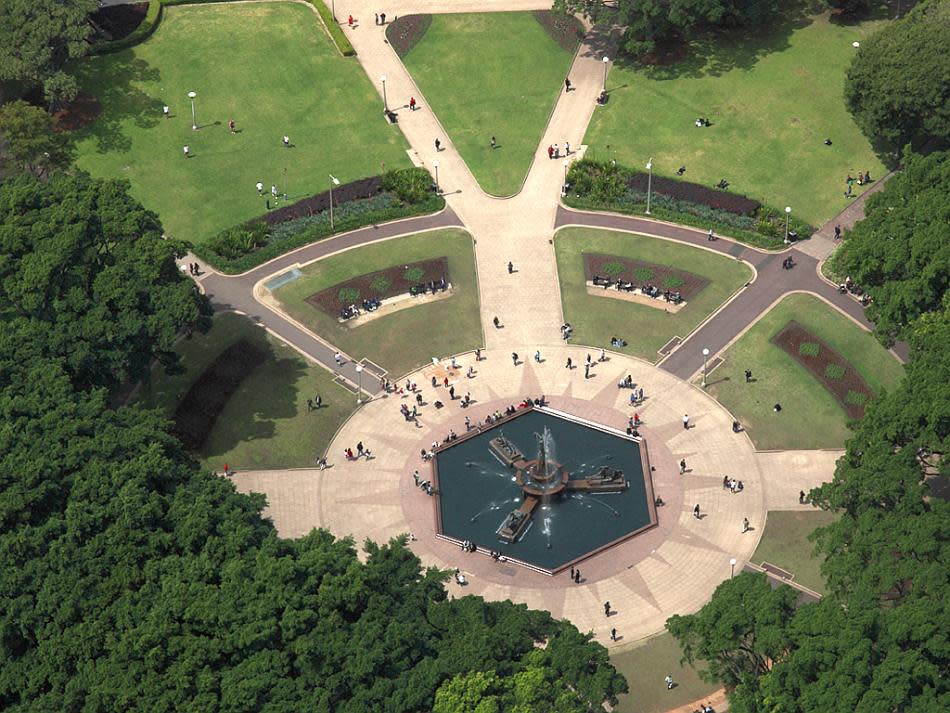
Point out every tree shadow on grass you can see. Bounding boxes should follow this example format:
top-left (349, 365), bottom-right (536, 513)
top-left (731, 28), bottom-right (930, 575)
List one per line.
top-left (71, 51), bottom-right (162, 153)
top-left (612, 0), bottom-right (818, 80)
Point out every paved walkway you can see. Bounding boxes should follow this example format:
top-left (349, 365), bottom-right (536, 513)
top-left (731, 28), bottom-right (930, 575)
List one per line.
top-left (179, 0), bottom-right (904, 655)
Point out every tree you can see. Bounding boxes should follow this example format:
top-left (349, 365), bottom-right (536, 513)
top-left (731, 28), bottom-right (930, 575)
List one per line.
top-left (0, 172), bottom-right (211, 391)
top-left (831, 149), bottom-right (950, 344)
top-left (0, 0), bottom-right (98, 111)
top-left (844, 0), bottom-right (950, 153)
top-left (0, 99), bottom-right (72, 175)
top-left (824, 0), bottom-right (872, 15)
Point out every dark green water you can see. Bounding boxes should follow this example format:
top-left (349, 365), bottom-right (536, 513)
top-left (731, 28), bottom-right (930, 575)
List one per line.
top-left (435, 410), bottom-right (650, 571)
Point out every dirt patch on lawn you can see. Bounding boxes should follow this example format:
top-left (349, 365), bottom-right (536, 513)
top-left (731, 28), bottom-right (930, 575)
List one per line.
top-left (171, 339), bottom-right (268, 451)
top-left (306, 256), bottom-right (450, 316)
top-left (386, 14), bottom-right (432, 57)
top-left (533, 10), bottom-right (584, 53)
top-left (771, 320), bottom-right (872, 420)
top-left (583, 253), bottom-right (709, 299)
top-left (53, 93), bottom-right (102, 132)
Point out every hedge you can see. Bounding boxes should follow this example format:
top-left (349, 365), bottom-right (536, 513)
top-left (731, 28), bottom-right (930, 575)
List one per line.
top-left (90, 1), bottom-right (162, 55)
top-left (90, 0), bottom-right (355, 58)
top-left (564, 159), bottom-right (813, 250)
top-left (194, 168), bottom-right (443, 273)
top-left (305, 0), bottom-right (356, 57)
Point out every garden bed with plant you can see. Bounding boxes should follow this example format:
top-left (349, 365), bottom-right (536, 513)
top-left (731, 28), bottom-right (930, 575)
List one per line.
top-left (771, 320), bottom-right (872, 420)
top-left (584, 252), bottom-right (708, 299)
top-left (305, 257), bottom-right (449, 316)
top-left (91, 2), bottom-right (149, 40)
top-left (386, 14), bottom-right (432, 57)
top-left (565, 159), bottom-right (813, 250)
top-left (532, 10), bottom-right (584, 52)
top-left (171, 338), bottom-right (267, 450)
top-left (194, 168), bottom-right (443, 273)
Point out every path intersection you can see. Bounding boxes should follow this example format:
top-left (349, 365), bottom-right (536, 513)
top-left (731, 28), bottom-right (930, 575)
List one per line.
top-left (192, 0), bottom-right (895, 647)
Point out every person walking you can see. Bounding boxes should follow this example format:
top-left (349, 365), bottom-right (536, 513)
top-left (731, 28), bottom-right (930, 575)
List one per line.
top-left (682, 414), bottom-right (690, 430)
top-left (283, 135), bottom-right (290, 148)
top-left (834, 224), bottom-right (841, 240)
top-left (163, 105), bottom-right (170, 118)
top-left (256, 181), bottom-right (264, 195)
top-left (490, 136), bottom-right (497, 149)
top-left (665, 675), bottom-right (674, 690)
top-left (507, 261), bottom-right (513, 274)
top-left (574, 569), bottom-right (581, 583)
top-left (493, 316), bottom-right (500, 328)
top-left (610, 628), bottom-right (617, 642)
top-left (566, 357), bottom-right (572, 369)
top-left (511, 352), bottom-right (519, 366)
top-left (334, 351), bottom-right (342, 366)
top-left (742, 517), bottom-right (750, 533)
top-left (679, 459), bottom-right (687, 474)
top-left (603, 601), bottom-right (610, 617)
top-left (570, 565), bottom-right (575, 579)
top-left (638, 386), bottom-right (644, 404)
top-left (409, 97), bottom-right (416, 111)
top-left (598, 348), bottom-right (606, 362)
top-left (745, 369), bottom-right (753, 383)
top-left (183, 145), bottom-right (190, 158)
top-left (228, 118), bottom-right (236, 133)
top-left (435, 138), bottom-right (442, 152)
top-left (534, 350), bottom-right (541, 363)
top-left (693, 504), bottom-right (701, 519)
top-left (374, 12), bottom-right (379, 24)
top-left (547, 145), bottom-right (554, 160)
top-left (271, 184), bottom-right (278, 201)
top-left (315, 394), bottom-right (322, 409)
top-left (584, 364), bottom-right (590, 379)
top-left (565, 141), bottom-right (571, 155)
top-left (799, 490), bottom-right (806, 504)
top-left (347, 14), bottom-right (354, 26)
top-left (707, 229), bottom-right (715, 241)
top-left (554, 143), bottom-right (560, 158)
top-left (565, 77), bottom-right (572, 92)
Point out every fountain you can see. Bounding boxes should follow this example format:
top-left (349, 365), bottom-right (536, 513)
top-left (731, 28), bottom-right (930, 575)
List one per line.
top-left (433, 406), bottom-right (657, 573)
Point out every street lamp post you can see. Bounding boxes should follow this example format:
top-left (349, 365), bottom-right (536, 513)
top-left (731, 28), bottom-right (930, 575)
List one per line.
top-left (355, 364), bottom-right (364, 404)
top-left (852, 41), bottom-right (860, 48)
top-left (329, 174), bottom-right (340, 229)
top-left (784, 206), bottom-right (792, 244)
top-left (331, 0), bottom-right (336, 20)
top-left (702, 347), bottom-right (710, 388)
top-left (380, 75), bottom-right (388, 112)
top-left (188, 91), bottom-right (197, 130)
top-left (646, 158), bottom-right (654, 215)
top-left (562, 160), bottom-right (569, 193)
top-left (730, 558), bottom-right (737, 578)
top-left (433, 160), bottom-right (439, 193)
top-left (602, 56), bottom-right (609, 92)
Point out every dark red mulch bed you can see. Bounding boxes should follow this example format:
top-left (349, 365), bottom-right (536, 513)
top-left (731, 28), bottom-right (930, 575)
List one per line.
top-left (306, 257), bottom-right (450, 316)
top-left (53, 92), bottom-right (102, 132)
top-left (533, 11), bottom-right (584, 53)
top-left (386, 14), bottom-right (432, 57)
top-left (258, 177), bottom-right (383, 226)
top-left (90, 2), bottom-right (149, 41)
top-left (171, 339), bottom-right (268, 451)
top-left (627, 172), bottom-right (761, 216)
top-left (771, 320), bottom-right (872, 420)
top-left (583, 253), bottom-right (709, 299)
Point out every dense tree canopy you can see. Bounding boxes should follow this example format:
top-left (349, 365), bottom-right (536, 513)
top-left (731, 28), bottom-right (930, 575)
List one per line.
top-left (0, 168), bottom-right (626, 710)
top-left (0, 0), bottom-right (98, 110)
top-left (0, 172), bottom-right (211, 391)
top-left (668, 161), bottom-right (950, 711)
top-left (845, 0), bottom-right (950, 153)
top-left (831, 149), bottom-right (950, 344)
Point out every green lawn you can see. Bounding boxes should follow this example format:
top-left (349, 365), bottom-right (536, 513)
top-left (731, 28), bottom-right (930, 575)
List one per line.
top-left (555, 227), bottom-right (753, 361)
top-left (584, 9), bottom-right (887, 226)
top-left (751, 510), bottom-right (838, 595)
top-left (72, 3), bottom-right (410, 244)
top-left (401, 13), bottom-right (575, 196)
top-left (139, 312), bottom-right (356, 471)
top-left (705, 293), bottom-right (904, 450)
top-left (272, 229), bottom-right (482, 377)
top-left (611, 632), bottom-right (716, 713)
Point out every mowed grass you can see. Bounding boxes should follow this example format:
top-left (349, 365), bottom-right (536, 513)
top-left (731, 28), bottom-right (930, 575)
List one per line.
top-left (272, 229), bottom-right (482, 377)
top-left (751, 510), bottom-right (838, 595)
top-left (555, 227), bottom-right (752, 361)
top-left (72, 3), bottom-right (410, 244)
top-left (402, 13), bottom-right (575, 196)
top-left (611, 632), bottom-right (716, 713)
top-left (585, 10), bottom-right (887, 225)
top-left (140, 312), bottom-right (356, 470)
top-left (705, 293), bottom-right (904, 450)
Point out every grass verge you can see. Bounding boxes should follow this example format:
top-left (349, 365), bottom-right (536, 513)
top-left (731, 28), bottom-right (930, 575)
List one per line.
top-left (271, 229), bottom-right (482, 377)
top-left (555, 227), bottom-right (753, 361)
top-left (139, 312), bottom-right (356, 470)
top-left (704, 293), bottom-right (904, 449)
top-left (751, 510), bottom-right (838, 595)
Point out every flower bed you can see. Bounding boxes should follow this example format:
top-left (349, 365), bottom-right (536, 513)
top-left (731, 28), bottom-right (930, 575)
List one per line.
top-left (533, 11), bottom-right (585, 53)
top-left (584, 253), bottom-right (708, 299)
top-left (305, 257), bottom-right (449, 316)
top-left (91, 2), bottom-right (149, 41)
top-left (565, 159), bottom-right (813, 250)
top-left (386, 14), bottom-right (432, 57)
top-left (194, 168), bottom-right (443, 274)
top-left (171, 338), bottom-right (267, 451)
top-left (771, 320), bottom-right (872, 420)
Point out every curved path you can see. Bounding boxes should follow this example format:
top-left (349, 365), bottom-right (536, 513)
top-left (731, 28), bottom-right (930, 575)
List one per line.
top-left (184, 0), bottom-right (904, 648)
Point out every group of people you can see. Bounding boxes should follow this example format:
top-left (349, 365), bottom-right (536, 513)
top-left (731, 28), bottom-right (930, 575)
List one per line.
top-left (546, 142), bottom-right (571, 159)
top-left (185, 262), bottom-right (201, 276)
top-left (722, 476), bottom-right (744, 494)
top-left (591, 275), bottom-right (684, 304)
top-left (343, 441), bottom-right (372, 461)
top-left (781, 256), bottom-right (795, 270)
top-left (412, 469), bottom-right (434, 495)
top-left (561, 323), bottom-right (574, 340)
